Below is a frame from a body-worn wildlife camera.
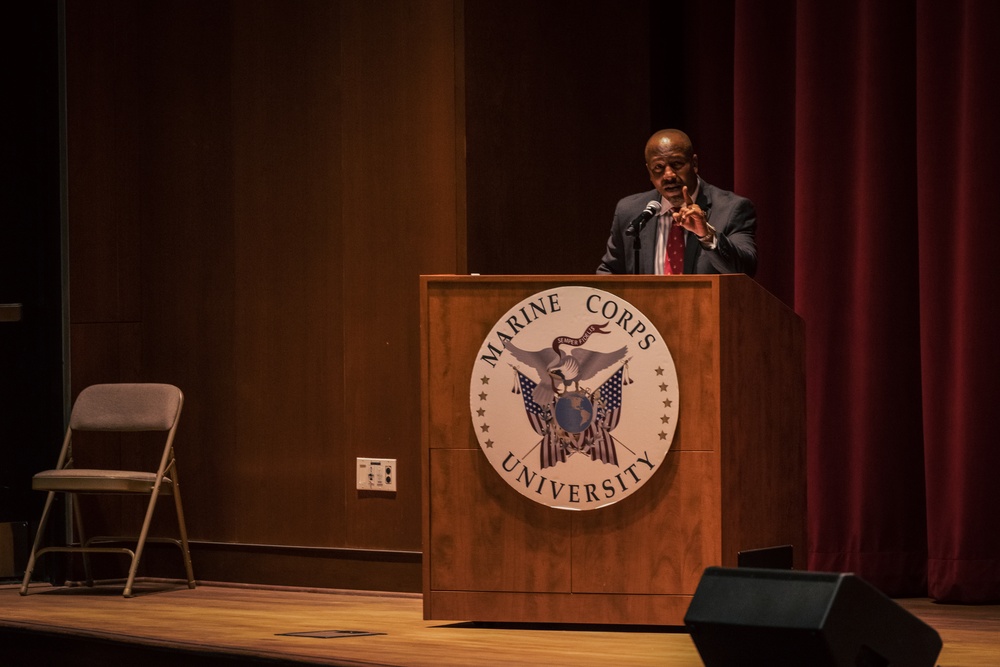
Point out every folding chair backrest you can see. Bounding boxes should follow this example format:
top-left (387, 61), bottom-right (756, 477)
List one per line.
top-left (70, 383), bottom-right (182, 433)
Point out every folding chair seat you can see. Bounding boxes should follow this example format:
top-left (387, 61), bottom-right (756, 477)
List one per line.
top-left (19, 383), bottom-right (195, 597)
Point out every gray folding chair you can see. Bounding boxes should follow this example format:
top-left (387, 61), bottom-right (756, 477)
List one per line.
top-left (19, 383), bottom-right (195, 597)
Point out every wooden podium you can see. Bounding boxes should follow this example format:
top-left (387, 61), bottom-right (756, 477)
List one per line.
top-left (420, 275), bottom-right (805, 626)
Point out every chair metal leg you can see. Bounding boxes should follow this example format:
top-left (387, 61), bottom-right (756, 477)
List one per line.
top-left (170, 465), bottom-right (196, 589)
top-left (123, 486), bottom-right (163, 598)
top-left (20, 491), bottom-right (57, 595)
top-left (71, 493), bottom-right (95, 587)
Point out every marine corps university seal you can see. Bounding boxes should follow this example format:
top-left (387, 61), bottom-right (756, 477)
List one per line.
top-left (470, 286), bottom-right (679, 510)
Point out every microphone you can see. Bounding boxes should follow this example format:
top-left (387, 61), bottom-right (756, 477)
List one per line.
top-left (625, 200), bottom-right (661, 236)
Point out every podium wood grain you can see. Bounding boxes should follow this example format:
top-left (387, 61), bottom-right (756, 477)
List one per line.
top-left (421, 275), bottom-right (805, 625)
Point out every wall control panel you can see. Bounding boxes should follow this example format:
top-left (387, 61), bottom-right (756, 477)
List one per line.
top-left (356, 457), bottom-right (396, 492)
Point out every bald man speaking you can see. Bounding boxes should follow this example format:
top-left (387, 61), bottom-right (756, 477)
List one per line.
top-left (597, 129), bottom-right (757, 276)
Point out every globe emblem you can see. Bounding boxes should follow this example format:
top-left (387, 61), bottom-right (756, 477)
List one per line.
top-left (553, 391), bottom-right (595, 434)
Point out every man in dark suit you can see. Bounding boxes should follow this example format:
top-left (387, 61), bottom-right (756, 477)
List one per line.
top-left (596, 129), bottom-right (757, 276)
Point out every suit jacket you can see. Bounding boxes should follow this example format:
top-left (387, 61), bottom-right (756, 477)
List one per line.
top-left (596, 180), bottom-right (757, 276)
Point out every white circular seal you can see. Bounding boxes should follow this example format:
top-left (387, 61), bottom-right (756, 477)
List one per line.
top-left (470, 286), bottom-right (679, 510)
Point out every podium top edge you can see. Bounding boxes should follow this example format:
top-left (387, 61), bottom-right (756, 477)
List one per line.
top-left (418, 275), bottom-right (800, 321)
top-left (418, 273), bottom-right (746, 281)
top-left (418, 274), bottom-right (751, 288)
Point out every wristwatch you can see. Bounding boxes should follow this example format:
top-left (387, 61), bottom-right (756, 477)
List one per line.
top-left (698, 224), bottom-right (718, 250)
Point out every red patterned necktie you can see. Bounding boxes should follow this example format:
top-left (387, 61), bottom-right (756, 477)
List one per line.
top-left (665, 222), bottom-right (685, 275)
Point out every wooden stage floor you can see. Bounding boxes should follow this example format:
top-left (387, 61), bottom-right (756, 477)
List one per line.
top-left (2, 581), bottom-right (999, 666)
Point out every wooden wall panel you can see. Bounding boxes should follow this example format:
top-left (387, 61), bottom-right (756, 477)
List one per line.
top-left (229, 1), bottom-right (343, 546)
top-left (65, 0), bottom-right (143, 326)
top-left (61, 0), bottom-right (661, 594)
top-left (339, 0), bottom-right (462, 552)
top-left (464, 1), bottom-right (653, 276)
top-left (134, 1), bottom-right (240, 543)
top-left (63, 0), bottom-right (460, 590)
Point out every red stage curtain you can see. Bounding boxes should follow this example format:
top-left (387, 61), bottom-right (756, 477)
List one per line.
top-left (727, 0), bottom-right (1000, 601)
top-left (915, 0), bottom-right (1000, 603)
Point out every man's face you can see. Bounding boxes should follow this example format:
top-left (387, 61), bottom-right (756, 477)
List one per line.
top-left (646, 142), bottom-right (698, 208)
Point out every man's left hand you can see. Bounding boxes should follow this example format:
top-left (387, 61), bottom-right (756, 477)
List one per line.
top-left (672, 186), bottom-right (709, 237)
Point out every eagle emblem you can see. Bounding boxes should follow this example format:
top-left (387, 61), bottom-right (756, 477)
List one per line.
top-left (506, 323), bottom-right (629, 469)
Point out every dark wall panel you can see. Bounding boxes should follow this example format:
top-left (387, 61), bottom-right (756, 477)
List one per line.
top-left (228, 0), bottom-right (344, 547)
top-left (464, 1), bottom-right (653, 276)
top-left (60, 0), bottom-right (663, 592)
top-left (62, 0), bottom-right (461, 590)
top-left (137, 1), bottom-right (240, 542)
top-left (339, 0), bottom-right (463, 552)
top-left (64, 0), bottom-right (143, 328)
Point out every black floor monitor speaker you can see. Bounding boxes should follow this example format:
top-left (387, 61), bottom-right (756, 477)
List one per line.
top-left (737, 544), bottom-right (794, 570)
top-left (684, 567), bottom-right (942, 667)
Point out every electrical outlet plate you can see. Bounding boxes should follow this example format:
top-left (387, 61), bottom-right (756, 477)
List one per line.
top-left (356, 457), bottom-right (397, 492)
